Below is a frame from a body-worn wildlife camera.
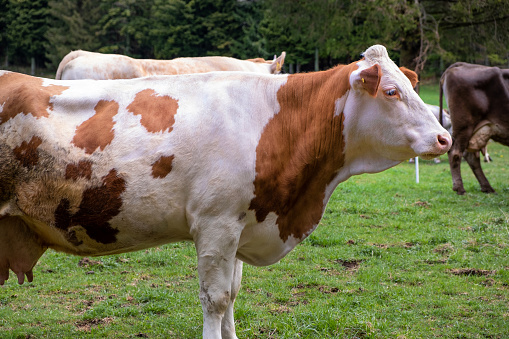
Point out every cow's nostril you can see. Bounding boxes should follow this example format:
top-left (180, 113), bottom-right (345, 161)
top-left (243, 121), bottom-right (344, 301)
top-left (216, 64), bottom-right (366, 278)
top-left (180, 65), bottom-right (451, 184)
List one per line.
top-left (437, 134), bottom-right (451, 150)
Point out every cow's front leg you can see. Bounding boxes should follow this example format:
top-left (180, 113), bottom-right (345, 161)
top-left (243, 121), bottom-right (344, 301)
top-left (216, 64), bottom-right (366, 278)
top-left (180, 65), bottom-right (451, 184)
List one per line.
top-left (194, 229), bottom-right (241, 339)
top-left (463, 151), bottom-right (495, 193)
top-left (448, 144), bottom-right (466, 195)
top-left (221, 258), bottom-right (243, 339)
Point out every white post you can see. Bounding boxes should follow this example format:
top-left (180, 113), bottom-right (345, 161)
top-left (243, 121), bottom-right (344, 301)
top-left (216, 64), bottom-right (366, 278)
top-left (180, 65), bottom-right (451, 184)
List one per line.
top-left (415, 157), bottom-right (419, 183)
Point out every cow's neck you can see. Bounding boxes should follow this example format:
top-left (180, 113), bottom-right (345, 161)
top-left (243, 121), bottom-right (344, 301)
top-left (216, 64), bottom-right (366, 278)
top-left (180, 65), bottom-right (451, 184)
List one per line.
top-left (249, 63), bottom-right (358, 242)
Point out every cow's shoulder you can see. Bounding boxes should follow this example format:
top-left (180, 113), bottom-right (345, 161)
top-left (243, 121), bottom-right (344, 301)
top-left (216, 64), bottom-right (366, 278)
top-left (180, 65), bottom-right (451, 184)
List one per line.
top-left (0, 72), bottom-right (69, 124)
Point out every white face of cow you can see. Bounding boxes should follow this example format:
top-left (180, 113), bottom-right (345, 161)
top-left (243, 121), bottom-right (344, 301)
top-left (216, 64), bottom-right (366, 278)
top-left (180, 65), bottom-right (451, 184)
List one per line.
top-left (341, 45), bottom-right (451, 176)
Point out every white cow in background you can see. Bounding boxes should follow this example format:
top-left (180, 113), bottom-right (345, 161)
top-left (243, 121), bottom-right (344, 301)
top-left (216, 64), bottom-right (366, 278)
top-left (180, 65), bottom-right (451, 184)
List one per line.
top-left (56, 50), bottom-right (286, 80)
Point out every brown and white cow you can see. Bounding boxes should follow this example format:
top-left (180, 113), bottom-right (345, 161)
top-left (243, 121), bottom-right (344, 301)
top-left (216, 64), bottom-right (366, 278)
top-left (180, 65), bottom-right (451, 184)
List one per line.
top-left (0, 45), bottom-right (451, 338)
top-left (56, 50), bottom-right (286, 80)
top-left (440, 62), bottom-right (509, 194)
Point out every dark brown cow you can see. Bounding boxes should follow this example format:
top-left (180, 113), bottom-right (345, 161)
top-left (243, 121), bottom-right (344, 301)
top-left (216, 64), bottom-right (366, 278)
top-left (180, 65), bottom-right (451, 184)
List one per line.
top-left (440, 62), bottom-right (509, 194)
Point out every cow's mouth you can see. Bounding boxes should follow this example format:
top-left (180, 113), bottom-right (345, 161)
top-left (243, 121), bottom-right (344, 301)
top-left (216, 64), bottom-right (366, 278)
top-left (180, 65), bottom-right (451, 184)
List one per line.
top-left (419, 153), bottom-right (443, 160)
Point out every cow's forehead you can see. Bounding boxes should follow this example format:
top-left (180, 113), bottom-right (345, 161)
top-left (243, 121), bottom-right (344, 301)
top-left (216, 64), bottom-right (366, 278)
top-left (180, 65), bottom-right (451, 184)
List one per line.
top-left (360, 45), bottom-right (410, 86)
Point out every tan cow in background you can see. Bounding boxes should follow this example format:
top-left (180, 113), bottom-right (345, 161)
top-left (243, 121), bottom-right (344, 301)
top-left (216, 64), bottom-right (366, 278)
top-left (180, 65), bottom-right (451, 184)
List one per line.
top-left (56, 50), bottom-right (286, 80)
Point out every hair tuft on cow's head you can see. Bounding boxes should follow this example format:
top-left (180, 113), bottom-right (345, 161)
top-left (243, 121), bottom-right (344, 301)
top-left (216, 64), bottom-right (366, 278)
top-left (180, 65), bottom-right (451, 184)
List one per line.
top-left (362, 45), bottom-right (389, 64)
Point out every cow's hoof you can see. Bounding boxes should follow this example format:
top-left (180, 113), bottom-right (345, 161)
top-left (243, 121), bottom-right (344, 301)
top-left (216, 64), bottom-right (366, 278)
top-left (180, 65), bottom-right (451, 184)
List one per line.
top-left (453, 187), bottom-right (466, 195)
top-left (481, 187), bottom-right (496, 194)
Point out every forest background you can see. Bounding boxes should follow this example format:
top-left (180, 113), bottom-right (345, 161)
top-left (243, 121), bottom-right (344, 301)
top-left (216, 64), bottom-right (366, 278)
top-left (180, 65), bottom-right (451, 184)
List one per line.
top-left (0, 0), bottom-right (508, 78)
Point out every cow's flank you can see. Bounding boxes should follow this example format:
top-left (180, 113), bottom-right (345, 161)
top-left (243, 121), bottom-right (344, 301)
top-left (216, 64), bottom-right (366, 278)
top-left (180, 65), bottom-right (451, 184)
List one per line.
top-left (54, 169), bottom-right (124, 245)
top-left (65, 160), bottom-right (93, 181)
top-left (13, 136), bottom-right (43, 168)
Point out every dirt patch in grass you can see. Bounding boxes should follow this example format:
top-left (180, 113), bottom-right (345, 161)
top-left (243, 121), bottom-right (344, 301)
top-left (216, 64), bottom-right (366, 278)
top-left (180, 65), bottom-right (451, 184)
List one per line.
top-left (78, 258), bottom-right (103, 267)
top-left (433, 243), bottom-right (454, 254)
top-left (448, 268), bottom-right (496, 276)
top-left (424, 259), bottom-right (448, 265)
top-left (269, 305), bottom-right (292, 314)
top-left (75, 317), bottom-right (113, 332)
top-left (257, 327), bottom-right (278, 338)
top-left (335, 259), bottom-right (363, 270)
top-left (413, 200), bottom-right (431, 208)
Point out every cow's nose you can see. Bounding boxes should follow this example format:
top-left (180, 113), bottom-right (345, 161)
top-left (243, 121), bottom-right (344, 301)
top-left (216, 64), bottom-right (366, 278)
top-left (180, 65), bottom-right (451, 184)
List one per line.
top-left (437, 133), bottom-right (452, 153)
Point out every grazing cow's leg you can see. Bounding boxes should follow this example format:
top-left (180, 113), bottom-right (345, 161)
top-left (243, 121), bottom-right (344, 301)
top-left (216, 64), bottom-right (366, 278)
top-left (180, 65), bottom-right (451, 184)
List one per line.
top-left (448, 142), bottom-right (467, 195)
top-left (221, 259), bottom-right (243, 339)
top-left (194, 223), bottom-right (242, 339)
top-left (463, 151), bottom-right (496, 193)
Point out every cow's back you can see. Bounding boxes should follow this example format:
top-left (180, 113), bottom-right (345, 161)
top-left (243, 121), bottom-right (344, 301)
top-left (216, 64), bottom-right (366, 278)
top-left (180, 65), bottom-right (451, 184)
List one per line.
top-left (57, 51), bottom-right (146, 80)
top-left (140, 56), bottom-right (274, 75)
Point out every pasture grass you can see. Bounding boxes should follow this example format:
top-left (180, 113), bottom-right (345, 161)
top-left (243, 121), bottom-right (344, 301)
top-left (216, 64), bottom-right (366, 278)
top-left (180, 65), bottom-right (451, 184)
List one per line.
top-left (1, 84), bottom-right (508, 338)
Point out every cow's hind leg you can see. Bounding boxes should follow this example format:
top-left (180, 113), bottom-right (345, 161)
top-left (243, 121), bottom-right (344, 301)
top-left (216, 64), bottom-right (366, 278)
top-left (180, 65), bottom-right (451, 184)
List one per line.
top-left (193, 221), bottom-right (242, 339)
top-left (463, 151), bottom-right (495, 193)
top-left (221, 259), bottom-right (243, 339)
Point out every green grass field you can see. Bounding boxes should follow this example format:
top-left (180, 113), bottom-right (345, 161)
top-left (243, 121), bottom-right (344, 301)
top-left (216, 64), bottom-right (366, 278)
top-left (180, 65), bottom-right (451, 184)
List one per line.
top-left (419, 83), bottom-right (443, 107)
top-left (1, 85), bottom-right (508, 338)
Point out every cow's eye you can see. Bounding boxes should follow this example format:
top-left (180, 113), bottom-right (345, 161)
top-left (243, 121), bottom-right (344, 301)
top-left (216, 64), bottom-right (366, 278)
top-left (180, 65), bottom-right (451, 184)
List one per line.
top-left (385, 88), bottom-right (397, 97)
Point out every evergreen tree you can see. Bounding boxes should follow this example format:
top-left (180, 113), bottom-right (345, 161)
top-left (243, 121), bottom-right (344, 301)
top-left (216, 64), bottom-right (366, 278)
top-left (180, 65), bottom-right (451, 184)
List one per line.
top-left (45, 0), bottom-right (102, 70)
top-left (5, 0), bottom-right (49, 71)
top-left (230, 0), bottom-right (269, 59)
top-left (150, 0), bottom-right (245, 59)
top-left (96, 0), bottom-right (154, 57)
top-left (0, 0), bottom-right (8, 66)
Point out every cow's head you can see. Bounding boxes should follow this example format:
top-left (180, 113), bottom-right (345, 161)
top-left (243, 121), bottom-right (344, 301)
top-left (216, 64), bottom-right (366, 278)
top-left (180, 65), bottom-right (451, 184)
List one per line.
top-left (342, 45), bottom-right (451, 173)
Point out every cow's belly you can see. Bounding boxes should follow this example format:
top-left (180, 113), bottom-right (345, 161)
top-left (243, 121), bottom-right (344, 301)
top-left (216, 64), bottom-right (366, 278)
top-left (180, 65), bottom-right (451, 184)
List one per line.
top-left (20, 206), bottom-right (192, 257)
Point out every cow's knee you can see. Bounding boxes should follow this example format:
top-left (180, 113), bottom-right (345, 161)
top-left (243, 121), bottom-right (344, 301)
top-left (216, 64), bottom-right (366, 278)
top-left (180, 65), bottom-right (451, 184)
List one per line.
top-left (200, 285), bottom-right (230, 315)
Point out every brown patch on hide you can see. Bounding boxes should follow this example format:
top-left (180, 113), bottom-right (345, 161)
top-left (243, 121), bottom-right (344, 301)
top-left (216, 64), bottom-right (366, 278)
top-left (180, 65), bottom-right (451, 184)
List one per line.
top-left (72, 100), bottom-right (118, 154)
top-left (0, 72), bottom-right (68, 124)
top-left (151, 155), bottom-right (174, 179)
top-left (13, 136), bottom-right (43, 168)
top-left (65, 160), bottom-right (93, 180)
top-left (127, 89), bottom-right (178, 133)
top-left (249, 62), bottom-right (359, 242)
top-left (55, 169), bottom-right (125, 244)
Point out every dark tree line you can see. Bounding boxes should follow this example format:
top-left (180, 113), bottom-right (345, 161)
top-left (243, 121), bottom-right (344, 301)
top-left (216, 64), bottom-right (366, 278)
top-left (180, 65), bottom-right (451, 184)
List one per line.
top-left (1, 0), bottom-right (508, 77)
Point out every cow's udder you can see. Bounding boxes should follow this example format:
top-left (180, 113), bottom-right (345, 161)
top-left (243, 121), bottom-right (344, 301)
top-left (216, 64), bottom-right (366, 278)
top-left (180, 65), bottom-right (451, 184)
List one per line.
top-left (0, 216), bottom-right (47, 285)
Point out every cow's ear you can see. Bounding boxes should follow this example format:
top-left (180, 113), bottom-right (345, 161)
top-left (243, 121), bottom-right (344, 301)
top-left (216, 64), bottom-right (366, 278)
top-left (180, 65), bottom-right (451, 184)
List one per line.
top-left (271, 51), bottom-right (286, 74)
top-left (353, 64), bottom-right (382, 97)
top-left (400, 67), bottom-right (418, 88)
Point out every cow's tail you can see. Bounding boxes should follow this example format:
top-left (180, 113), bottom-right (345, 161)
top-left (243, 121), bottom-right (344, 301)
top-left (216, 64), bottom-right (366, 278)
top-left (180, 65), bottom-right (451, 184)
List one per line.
top-left (439, 73), bottom-right (444, 127)
top-left (55, 50), bottom-right (84, 80)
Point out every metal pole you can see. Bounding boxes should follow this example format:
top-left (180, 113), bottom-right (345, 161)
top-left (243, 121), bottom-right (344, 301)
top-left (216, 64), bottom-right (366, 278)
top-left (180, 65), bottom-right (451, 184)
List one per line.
top-left (415, 157), bottom-right (419, 183)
